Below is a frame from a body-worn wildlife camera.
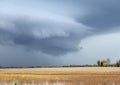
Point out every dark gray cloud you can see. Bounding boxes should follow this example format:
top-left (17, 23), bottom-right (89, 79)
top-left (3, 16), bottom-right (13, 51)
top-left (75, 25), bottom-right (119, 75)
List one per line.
top-left (0, 45), bottom-right (62, 66)
top-left (77, 0), bottom-right (120, 32)
top-left (0, 12), bottom-right (90, 55)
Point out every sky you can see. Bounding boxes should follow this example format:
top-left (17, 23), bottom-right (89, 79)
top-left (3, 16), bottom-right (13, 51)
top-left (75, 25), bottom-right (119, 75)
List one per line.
top-left (0, 0), bottom-right (120, 66)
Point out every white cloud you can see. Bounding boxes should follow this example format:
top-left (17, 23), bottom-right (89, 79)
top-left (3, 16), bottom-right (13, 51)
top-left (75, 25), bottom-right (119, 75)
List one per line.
top-left (79, 33), bottom-right (120, 63)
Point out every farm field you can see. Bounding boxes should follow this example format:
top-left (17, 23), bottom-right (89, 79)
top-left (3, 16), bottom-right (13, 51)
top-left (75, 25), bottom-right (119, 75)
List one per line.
top-left (0, 67), bottom-right (120, 85)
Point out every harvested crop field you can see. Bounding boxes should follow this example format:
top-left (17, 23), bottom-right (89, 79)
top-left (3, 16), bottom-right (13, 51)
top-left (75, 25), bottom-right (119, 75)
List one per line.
top-left (0, 67), bottom-right (120, 85)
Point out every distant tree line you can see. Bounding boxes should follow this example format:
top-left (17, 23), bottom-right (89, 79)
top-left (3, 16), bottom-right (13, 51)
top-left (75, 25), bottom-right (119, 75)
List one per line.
top-left (0, 59), bottom-right (120, 68)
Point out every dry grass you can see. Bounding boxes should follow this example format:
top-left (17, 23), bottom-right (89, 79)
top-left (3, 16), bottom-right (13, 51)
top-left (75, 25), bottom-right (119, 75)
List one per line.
top-left (0, 67), bottom-right (120, 84)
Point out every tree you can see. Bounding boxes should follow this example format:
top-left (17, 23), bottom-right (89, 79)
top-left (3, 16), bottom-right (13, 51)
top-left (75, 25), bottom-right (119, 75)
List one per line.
top-left (116, 59), bottom-right (120, 67)
top-left (107, 58), bottom-right (110, 66)
top-left (97, 60), bottom-right (101, 66)
top-left (101, 62), bottom-right (103, 66)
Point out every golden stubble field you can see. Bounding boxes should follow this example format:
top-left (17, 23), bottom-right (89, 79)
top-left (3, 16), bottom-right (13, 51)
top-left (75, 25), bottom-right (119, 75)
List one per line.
top-left (0, 67), bottom-right (120, 85)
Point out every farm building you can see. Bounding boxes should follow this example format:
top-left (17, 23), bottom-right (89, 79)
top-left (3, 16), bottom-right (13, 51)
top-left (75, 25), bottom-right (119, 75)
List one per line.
top-left (101, 59), bottom-right (107, 66)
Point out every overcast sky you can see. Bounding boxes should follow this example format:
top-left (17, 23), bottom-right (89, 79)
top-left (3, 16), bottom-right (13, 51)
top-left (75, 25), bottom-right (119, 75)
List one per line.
top-left (0, 0), bottom-right (120, 66)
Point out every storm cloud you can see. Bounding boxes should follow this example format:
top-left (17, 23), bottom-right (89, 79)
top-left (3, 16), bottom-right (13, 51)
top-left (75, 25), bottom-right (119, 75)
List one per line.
top-left (0, 0), bottom-right (120, 66)
top-left (0, 10), bottom-right (91, 55)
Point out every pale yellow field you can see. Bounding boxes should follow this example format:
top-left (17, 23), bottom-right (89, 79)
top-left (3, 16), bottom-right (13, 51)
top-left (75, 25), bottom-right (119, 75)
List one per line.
top-left (0, 67), bottom-right (120, 84)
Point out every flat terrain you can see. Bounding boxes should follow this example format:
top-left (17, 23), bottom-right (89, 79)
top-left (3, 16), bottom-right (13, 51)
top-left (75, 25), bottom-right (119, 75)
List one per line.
top-left (0, 67), bottom-right (120, 84)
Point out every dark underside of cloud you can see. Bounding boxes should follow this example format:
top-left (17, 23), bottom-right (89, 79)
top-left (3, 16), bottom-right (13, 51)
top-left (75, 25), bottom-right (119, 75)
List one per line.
top-left (0, 14), bottom-right (90, 56)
